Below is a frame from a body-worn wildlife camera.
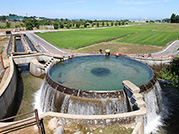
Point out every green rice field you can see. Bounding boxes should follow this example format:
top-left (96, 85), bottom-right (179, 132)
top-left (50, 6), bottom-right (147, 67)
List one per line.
top-left (36, 24), bottom-right (179, 49)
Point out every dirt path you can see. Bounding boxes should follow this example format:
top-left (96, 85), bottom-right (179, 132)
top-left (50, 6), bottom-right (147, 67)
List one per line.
top-left (78, 42), bottom-right (163, 54)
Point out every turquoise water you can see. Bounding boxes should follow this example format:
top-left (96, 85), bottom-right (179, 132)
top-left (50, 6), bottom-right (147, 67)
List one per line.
top-left (49, 55), bottom-right (154, 91)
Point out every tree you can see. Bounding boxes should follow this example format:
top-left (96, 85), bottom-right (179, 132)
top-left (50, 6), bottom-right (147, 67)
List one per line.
top-left (60, 18), bottom-right (64, 21)
top-left (170, 13), bottom-right (176, 23)
top-left (20, 23), bottom-right (24, 27)
top-left (75, 22), bottom-right (80, 28)
top-left (53, 22), bottom-right (59, 29)
top-left (122, 21), bottom-right (125, 25)
top-left (9, 14), bottom-right (17, 16)
top-left (15, 24), bottom-right (19, 28)
top-left (83, 22), bottom-right (87, 28)
top-left (66, 23), bottom-right (72, 29)
top-left (118, 21), bottom-right (121, 25)
top-left (0, 16), bottom-right (6, 22)
top-left (36, 23), bottom-right (40, 29)
top-left (5, 22), bottom-right (11, 28)
top-left (160, 56), bottom-right (179, 88)
top-left (97, 22), bottom-right (99, 27)
top-left (106, 22), bottom-right (109, 26)
top-left (25, 21), bottom-right (33, 30)
top-left (111, 22), bottom-right (113, 26)
top-left (102, 21), bottom-right (105, 27)
top-left (59, 22), bottom-right (64, 28)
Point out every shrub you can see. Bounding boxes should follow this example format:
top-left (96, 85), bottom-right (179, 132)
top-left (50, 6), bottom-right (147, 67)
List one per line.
top-left (53, 23), bottom-right (59, 29)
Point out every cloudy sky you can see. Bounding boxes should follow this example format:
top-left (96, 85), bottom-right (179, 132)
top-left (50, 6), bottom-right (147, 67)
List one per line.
top-left (0, 0), bottom-right (179, 20)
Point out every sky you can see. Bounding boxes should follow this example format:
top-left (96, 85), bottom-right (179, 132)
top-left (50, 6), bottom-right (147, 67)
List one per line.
top-left (0, 0), bottom-right (179, 20)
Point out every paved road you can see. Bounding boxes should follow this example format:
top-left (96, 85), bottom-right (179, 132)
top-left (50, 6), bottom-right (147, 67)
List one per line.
top-left (152, 40), bottom-right (179, 56)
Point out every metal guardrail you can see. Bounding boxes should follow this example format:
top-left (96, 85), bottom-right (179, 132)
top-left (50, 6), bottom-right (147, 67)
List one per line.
top-left (0, 109), bottom-right (45, 134)
top-left (0, 55), bottom-right (4, 76)
top-left (6, 33), bottom-right (13, 56)
top-left (0, 61), bottom-right (3, 75)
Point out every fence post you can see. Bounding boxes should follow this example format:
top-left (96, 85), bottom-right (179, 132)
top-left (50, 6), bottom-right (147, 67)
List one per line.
top-left (0, 55), bottom-right (5, 70)
top-left (34, 109), bottom-right (42, 134)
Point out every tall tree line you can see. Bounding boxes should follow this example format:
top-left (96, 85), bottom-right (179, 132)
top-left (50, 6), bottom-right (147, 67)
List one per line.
top-left (170, 13), bottom-right (179, 23)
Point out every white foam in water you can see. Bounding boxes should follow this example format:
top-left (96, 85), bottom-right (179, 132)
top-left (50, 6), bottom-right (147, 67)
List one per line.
top-left (145, 115), bottom-right (162, 134)
top-left (144, 81), bottom-right (164, 134)
top-left (33, 88), bottom-right (43, 115)
top-left (33, 79), bottom-right (45, 115)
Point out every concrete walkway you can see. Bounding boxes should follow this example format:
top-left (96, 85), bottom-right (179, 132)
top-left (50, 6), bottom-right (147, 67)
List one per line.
top-left (152, 40), bottom-right (179, 56)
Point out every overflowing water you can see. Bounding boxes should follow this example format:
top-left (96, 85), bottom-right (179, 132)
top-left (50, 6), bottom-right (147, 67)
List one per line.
top-left (144, 81), bottom-right (166, 134)
top-left (34, 78), bottom-right (128, 115)
top-left (33, 77), bottom-right (179, 134)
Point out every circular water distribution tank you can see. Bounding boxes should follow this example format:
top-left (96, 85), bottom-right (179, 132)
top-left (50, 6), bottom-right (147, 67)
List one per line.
top-left (41, 55), bottom-right (155, 115)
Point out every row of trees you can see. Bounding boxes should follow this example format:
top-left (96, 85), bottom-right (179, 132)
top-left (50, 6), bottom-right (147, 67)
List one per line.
top-left (0, 15), bottom-right (128, 30)
top-left (53, 20), bottom-right (126, 29)
top-left (170, 13), bottom-right (179, 23)
top-left (22, 16), bottom-right (128, 30)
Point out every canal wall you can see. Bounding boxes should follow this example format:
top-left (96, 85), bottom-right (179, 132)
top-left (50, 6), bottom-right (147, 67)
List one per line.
top-left (0, 57), bottom-right (18, 119)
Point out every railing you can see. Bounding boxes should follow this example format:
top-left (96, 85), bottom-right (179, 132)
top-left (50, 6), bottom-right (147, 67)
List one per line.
top-left (0, 55), bottom-right (5, 76)
top-left (0, 109), bottom-right (45, 134)
top-left (6, 33), bottom-right (13, 56)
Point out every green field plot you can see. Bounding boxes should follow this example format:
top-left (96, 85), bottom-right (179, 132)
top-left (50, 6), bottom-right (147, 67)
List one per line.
top-left (37, 24), bottom-right (179, 49)
top-left (116, 31), bottom-right (178, 46)
top-left (37, 27), bottom-right (140, 48)
top-left (116, 24), bottom-right (179, 46)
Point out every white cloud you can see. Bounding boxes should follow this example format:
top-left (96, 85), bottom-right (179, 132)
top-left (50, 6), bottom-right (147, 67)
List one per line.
top-left (61, 0), bottom-right (86, 5)
top-left (116, 0), bottom-right (170, 5)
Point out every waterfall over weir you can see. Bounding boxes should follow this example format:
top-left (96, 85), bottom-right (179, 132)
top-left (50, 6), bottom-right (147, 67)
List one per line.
top-left (33, 55), bottom-right (165, 134)
top-left (38, 78), bottom-right (128, 115)
top-left (144, 81), bottom-right (163, 134)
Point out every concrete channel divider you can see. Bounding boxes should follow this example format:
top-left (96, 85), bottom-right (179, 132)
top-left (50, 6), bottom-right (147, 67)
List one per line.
top-left (21, 35), bottom-right (32, 53)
